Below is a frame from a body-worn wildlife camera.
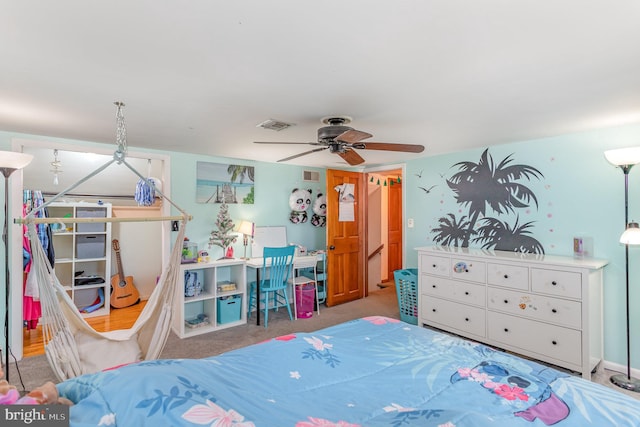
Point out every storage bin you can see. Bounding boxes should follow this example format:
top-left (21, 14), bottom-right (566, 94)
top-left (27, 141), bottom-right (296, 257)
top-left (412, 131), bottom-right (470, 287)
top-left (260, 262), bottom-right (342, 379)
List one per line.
top-left (76, 207), bottom-right (107, 232)
top-left (76, 234), bottom-right (106, 259)
top-left (394, 268), bottom-right (418, 325)
top-left (295, 283), bottom-right (315, 319)
top-left (217, 295), bottom-right (241, 324)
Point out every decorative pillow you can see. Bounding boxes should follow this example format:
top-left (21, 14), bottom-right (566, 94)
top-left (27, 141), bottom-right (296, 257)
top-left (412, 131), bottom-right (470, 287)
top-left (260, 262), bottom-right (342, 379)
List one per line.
top-left (288, 188), bottom-right (311, 224)
top-left (75, 331), bottom-right (143, 373)
top-left (311, 193), bottom-right (327, 227)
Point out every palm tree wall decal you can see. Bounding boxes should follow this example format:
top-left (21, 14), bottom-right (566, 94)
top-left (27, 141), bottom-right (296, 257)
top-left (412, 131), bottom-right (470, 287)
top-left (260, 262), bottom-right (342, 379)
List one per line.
top-left (432, 148), bottom-right (545, 254)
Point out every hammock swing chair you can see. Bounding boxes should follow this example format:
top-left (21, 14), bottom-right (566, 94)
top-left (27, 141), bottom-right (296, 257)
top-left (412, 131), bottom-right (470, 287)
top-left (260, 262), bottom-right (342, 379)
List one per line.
top-left (20, 103), bottom-right (191, 381)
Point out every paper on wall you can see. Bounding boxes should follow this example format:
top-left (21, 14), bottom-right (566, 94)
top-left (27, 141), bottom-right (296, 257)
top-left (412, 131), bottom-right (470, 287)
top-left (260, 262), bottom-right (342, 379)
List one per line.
top-left (334, 183), bottom-right (355, 222)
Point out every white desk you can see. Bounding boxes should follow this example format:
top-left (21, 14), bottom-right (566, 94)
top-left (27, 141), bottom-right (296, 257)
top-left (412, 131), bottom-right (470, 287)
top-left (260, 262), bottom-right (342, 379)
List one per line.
top-left (246, 252), bottom-right (325, 325)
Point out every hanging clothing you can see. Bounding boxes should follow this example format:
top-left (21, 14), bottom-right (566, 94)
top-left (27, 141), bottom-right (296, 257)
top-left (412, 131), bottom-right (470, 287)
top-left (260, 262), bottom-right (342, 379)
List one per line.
top-left (22, 190), bottom-right (56, 330)
top-left (22, 203), bottom-right (40, 330)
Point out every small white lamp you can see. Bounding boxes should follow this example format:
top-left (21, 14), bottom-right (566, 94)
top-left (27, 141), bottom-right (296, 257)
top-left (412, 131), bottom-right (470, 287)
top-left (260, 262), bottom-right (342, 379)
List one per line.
top-left (1, 150), bottom-right (34, 381)
top-left (620, 222), bottom-right (640, 245)
top-left (237, 220), bottom-right (255, 260)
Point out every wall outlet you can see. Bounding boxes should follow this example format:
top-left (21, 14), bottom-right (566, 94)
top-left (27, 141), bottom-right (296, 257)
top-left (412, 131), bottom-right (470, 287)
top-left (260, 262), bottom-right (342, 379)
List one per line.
top-left (408, 218), bottom-right (414, 228)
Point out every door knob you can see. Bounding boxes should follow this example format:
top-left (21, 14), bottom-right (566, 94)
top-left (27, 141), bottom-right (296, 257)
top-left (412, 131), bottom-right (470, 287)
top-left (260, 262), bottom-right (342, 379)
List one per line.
top-left (329, 245), bottom-right (336, 250)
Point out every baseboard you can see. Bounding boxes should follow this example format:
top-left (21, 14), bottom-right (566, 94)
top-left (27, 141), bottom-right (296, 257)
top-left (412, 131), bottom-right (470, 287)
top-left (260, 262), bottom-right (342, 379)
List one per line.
top-left (602, 359), bottom-right (640, 379)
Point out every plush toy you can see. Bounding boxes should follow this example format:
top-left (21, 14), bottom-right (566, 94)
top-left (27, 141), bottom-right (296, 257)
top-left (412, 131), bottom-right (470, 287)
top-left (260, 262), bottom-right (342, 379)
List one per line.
top-left (289, 188), bottom-right (311, 224)
top-left (0, 365), bottom-right (73, 405)
top-left (311, 193), bottom-right (327, 227)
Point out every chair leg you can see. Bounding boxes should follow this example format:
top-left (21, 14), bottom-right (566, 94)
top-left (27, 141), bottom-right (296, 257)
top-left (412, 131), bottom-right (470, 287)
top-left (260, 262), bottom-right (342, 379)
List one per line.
top-left (263, 291), bottom-right (269, 328)
top-left (292, 284), bottom-right (297, 319)
top-left (282, 289), bottom-right (293, 321)
top-left (247, 284), bottom-right (255, 318)
top-left (314, 282), bottom-right (320, 315)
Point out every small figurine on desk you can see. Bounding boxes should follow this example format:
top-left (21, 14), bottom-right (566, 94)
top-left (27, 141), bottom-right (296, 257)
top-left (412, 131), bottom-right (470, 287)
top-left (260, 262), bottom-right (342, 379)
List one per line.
top-left (225, 246), bottom-right (234, 259)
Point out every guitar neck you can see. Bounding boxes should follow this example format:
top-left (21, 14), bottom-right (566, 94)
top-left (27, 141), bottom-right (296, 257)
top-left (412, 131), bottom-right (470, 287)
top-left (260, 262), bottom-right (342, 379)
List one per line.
top-left (115, 249), bottom-right (125, 280)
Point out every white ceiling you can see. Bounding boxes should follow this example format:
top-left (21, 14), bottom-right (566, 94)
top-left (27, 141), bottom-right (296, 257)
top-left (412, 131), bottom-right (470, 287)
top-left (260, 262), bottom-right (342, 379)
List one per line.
top-left (2, 1), bottom-right (640, 168)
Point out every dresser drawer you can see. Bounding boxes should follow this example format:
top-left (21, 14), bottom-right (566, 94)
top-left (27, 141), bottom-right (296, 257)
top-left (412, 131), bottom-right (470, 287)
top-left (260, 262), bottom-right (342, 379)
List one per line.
top-left (487, 311), bottom-right (581, 366)
top-left (420, 255), bottom-right (450, 277)
top-left (487, 287), bottom-right (581, 329)
top-left (531, 268), bottom-right (581, 299)
top-left (487, 263), bottom-right (529, 290)
top-left (421, 295), bottom-right (486, 337)
top-left (423, 276), bottom-right (485, 307)
top-left (449, 257), bottom-right (486, 283)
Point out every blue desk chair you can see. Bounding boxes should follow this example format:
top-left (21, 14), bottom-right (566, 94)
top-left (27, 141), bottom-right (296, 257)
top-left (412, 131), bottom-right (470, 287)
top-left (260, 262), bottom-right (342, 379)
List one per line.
top-left (247, 246), bottom-right (295, 327)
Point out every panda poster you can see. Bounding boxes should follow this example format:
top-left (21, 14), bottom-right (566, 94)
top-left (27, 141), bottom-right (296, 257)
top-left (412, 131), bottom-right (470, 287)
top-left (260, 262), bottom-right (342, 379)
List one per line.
top-left (196, 161), bottom-right (255, 204)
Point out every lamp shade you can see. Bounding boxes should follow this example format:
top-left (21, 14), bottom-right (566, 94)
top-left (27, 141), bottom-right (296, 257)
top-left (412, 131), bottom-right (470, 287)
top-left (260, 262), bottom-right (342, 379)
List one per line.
top-left (237, 220), bottom-right (254, 237)
top-left (0, 151), bottom-right (34, 170)
top-left (604, 147), bottom-right (640, 167)
top-left (620, 222), bottom-right (640, 245)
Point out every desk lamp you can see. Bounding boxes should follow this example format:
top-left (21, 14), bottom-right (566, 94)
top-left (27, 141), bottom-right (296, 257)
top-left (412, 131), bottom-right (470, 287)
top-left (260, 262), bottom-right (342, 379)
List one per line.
top-left (1, 150), bottom-right (34, 381)
top-left (237, 220), bottom-right (254, 260)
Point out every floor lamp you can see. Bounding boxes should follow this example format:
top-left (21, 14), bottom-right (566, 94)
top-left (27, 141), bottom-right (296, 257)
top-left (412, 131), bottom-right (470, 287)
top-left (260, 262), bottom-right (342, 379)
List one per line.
top-left (1, 150), bottom-right (34, 382)
top-left (605, 146), bottom-right (640, 392)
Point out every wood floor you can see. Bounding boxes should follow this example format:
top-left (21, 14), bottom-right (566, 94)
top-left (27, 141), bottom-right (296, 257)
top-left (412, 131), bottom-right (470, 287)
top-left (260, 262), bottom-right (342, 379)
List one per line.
top-left (22, 301), bottom-right (146, 358)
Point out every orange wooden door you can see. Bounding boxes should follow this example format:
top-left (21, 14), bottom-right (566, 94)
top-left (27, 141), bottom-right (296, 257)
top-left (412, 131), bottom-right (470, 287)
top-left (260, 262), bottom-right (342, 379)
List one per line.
top-left (387, 177), bottom-right (403, 280)
top-left (325, 169), bottom-right (365, 306)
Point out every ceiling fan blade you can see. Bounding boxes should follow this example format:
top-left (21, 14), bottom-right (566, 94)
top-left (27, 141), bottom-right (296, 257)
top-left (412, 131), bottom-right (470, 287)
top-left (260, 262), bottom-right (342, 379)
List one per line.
top-left (338, 148), bottom-right (365, 165)
top-left (335, 129), bottom-right (373, 144)
top-left (278, 147), bottom-right (328, 163)
top-left (359, 142), bottom-right (425, 153)
top-left (254, 141), bottom-right (322, 146)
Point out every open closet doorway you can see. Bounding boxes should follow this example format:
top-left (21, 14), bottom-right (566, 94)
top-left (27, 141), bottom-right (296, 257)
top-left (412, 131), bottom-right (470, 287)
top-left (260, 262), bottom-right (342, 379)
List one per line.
top-left (365, 165), bottom-right (405, 293)
top-left (10, 138), bottom-right (171, 360)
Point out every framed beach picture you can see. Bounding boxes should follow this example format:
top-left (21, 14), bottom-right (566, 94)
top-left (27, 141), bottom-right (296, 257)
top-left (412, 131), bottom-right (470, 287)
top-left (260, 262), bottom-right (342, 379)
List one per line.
top-left (196, 161), bottom-right (255, 204)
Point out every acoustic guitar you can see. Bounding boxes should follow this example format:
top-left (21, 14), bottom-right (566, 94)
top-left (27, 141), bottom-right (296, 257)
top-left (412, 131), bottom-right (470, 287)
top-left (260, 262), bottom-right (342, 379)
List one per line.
top-left (110, 239), bottom-right (140, 309)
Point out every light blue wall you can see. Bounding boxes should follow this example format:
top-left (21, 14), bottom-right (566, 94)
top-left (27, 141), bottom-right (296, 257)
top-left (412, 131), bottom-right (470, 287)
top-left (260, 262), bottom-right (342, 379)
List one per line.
top-left (168, 150), bottom-right (326, 257)
top-left (404, 122), bottom-right (640, 370)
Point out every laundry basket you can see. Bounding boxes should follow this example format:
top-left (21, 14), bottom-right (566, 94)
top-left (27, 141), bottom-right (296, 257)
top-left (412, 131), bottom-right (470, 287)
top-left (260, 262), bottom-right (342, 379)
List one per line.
top-left (393, 269), bottom-right (418, 325)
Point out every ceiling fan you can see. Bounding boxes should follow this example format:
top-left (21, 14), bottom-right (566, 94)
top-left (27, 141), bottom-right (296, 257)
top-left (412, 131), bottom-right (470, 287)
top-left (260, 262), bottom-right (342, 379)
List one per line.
top-left (254, 116), bottom-right (425, 166)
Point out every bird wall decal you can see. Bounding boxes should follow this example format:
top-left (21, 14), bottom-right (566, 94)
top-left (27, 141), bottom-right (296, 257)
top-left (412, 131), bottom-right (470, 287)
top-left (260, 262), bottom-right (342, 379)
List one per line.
top-left (419, 185), bottom-right (437, 194)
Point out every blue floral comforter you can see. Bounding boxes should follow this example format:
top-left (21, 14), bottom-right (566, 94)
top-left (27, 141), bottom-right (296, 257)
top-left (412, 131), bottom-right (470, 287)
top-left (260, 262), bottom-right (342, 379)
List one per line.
top-left (58, 316), bottom-right (640, 426)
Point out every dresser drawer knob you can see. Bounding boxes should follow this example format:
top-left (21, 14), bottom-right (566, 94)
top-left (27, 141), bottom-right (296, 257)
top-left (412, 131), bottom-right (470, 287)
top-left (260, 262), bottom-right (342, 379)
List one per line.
top-left (464, 291), bottom-right (469, 295)
top-left (503, 274), bottom-right (509, 279)
top-left (465, 317), bottom-right (469, 322)
top-left (504, 328), bottom-right (509, 333)
top-left (551, 281), bottom-right (558, 286)
top-left (432, 264), bottom-right (437, 268)
top-left (552, 340), bottom-right (557, 345)
top-left (432, 285), bottom-right (437, 288)
top-left (551, 308), bottom-right (557, 313)
top-left (432, 308), bottom-right (436, 312)
top-left (504, 299), bottom-right (509, 304)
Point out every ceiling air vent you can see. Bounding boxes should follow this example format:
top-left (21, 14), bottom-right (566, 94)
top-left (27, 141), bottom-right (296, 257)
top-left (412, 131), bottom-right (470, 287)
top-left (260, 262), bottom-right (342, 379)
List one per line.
top-left (256, 119), bottom-right (294, 131)
top-left (303, 170), bottom-right (320, 183)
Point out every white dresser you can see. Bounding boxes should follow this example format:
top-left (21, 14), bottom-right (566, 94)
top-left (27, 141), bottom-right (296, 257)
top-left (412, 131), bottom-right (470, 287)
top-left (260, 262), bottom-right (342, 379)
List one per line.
top-left (416, 246), bottom-right (608, 379)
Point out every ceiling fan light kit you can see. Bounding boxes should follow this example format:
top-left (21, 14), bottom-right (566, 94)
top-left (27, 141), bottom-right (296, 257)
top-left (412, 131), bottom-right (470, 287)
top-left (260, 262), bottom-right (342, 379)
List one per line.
top-left (254, 116), bottom-right (425, 166)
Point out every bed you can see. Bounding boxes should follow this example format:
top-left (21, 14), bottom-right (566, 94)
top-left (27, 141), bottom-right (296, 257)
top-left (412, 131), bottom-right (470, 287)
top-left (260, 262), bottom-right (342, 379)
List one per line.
top-left (57, 316), bottom-right (640, 426)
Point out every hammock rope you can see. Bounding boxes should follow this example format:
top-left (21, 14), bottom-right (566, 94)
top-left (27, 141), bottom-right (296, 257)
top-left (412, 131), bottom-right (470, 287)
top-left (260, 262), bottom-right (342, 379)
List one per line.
top-left (21, 148), bottom-right (191, 381)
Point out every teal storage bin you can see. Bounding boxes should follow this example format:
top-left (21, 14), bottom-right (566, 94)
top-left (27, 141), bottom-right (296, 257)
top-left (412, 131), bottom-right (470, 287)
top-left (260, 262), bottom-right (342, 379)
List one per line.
top-left (217, 295), bottom-right (242, 324)
top-left (393, 269), bottom-right (418, 325)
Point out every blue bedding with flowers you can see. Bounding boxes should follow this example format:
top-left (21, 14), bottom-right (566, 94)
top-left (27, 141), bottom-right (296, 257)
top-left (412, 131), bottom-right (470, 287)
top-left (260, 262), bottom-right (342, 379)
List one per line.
top-left (57, 316), bottom-right (640, 427)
